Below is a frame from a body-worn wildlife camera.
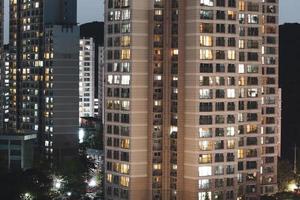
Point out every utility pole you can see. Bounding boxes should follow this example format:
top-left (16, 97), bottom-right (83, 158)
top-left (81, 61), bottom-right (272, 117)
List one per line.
top-left (294, 144), bottom-right (297, 174)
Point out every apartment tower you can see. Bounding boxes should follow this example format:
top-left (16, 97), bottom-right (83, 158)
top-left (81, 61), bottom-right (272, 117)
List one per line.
top-left (0, 0), bottom-right (4, 130)
top-left (104, 0), bottom-right (280, 199)
top-left (80, 22), bottom-right (105, 120)
top-left (79, 38), bottom-right (97, 118)
top-left (8, 0), bottom-right (79, 163)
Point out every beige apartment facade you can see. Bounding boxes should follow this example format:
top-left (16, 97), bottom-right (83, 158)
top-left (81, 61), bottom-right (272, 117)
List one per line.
top-left (104, 0), bottom-right (280, 200)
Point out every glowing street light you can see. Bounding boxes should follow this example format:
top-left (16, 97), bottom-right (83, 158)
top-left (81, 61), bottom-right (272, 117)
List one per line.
top-left (53, 177), bottom-right (63, 190)
top-left (288, 180), bottom-right (298, 191)
top-left (79, 129), bottom-right (85, 143)
top-left (55, 181), bottom-right (61, 189)
top-left (88, 178), bottom-right (97, 187)
top-left (20, 193), bottom-right (33, 200)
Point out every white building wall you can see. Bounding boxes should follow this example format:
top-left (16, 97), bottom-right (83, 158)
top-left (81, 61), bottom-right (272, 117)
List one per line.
top-left (79, 38), bottom-right (95, 118)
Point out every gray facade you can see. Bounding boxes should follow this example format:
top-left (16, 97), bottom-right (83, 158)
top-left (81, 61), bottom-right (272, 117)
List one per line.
top-left (98, 46), bottom-right (105, 122)
top-left (7, 0), bottom-right (79, 163)
top-left (44, 0), bottom-right (77, 25)
top-left (44, 25), bottom-right (79, 161)
top-left (0, 0), bottom-right (3, 131)
top-left (0, 133), bottom-right (36, 170)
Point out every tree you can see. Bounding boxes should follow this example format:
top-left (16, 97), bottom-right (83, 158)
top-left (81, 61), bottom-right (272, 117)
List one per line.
top-left (278, 159), bottom-right (295, 192)
top-left (0, 168), bottom-right (53, 200)
top-left (55, 152), bottom-right (95, 199)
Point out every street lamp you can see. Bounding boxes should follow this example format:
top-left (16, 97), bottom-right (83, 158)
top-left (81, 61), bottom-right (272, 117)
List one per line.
top-left (53, 176), bottom-right (63, 190)
top-left (55, 181), bottom-right (61, 189)
top-left (88, 178), bottom-right (97, 187)
top-left (20, 192), bottom-right (33, 200)
top-left (79, 129), bottom-right (85, 143)
top-left (288, 181), bottom-right (297, 191)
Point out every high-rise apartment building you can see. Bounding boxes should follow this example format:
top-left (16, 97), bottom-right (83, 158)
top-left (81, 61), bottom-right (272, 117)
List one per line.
top-left (80, 38), bottom-right (97, 118)
top-left (79, 38), bottom-right (105, 119)
top-left (0, 0), bottom-right (4, 130)
top-left (7, 0), bottom-right (79, 163)
top-left (104, 0), bottom-right (280, 199)
top-left (2, 45), bottom-right (10, 130)
top-left (98, 46), bottom-right (105, 122)
top-left (80, 22), bottom-right (105, 120)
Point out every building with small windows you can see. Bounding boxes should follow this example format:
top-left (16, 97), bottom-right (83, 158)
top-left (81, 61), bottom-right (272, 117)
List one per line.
top-left (0, 133), bottom-right (36, 170)
top-left (80, 38), bottom-right (96, 118)
top-left (0, 0), bottom-right (4, 131)
top-left (79, 22), bottom-right (105, 120)
top-left (6, 0), bottom-right (79, 164)
top-left (104, 0), bottom-right (280, 199)
top-left (1, 45), bottom-right (10, 130)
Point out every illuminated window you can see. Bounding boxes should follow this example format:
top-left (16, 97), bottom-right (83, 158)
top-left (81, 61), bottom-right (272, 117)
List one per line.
top-left (239, 1), bottom-right (245, 11)
top-left (199, 141), bottom-right (213, 151)
top-left (200, 36), bottom-right (213, 46)
top-left (198, 192), bottom-right (211, 200)
top-left (121, 101), bottom-right (130, 111)
top-left (238, 64), bottom-right (245, 73)
top-left (199, 89), bottom-right (212, 99)
top-left (121, 139), bottom-right (130, 149)
top-left (121, 75), bottom-right (130, 85)
top-left (227, 89), bottom-right (235, 98)
top-left (107, 173), bottom-right (112, 183)
top-left (121, 49), bottom-right (131, 60)
top-left (154, 9), bottom-right (163, 15)
top-left (107, 75), bottom-right (113, 84)
top-left (199, 128), bottom-right (212, 138)
top-left (122, 10), bottom-right (131, 20)
top-left (199, 179), bottom-right (210, 189)
top-left (238, 149), bottom-right (244, 159)
top-left (199, 154), bottom-right (212, 164)
top-left (120, 176), bottom-right (129, 187)
top-left (121, 36), bottom-right (131, 47)
top-left (227, 50), bottom-right (236, 60)
top-left (200, 49), bottom-right (213, 60)
top-left (198, 166), bottom-right (212, 176)
top-left (153, 164), bottom-right (161, 170)
top-left (227, 140), bottom-right (235, 149)
top-left (226, 127), bottom-right (235, 136)
top-left (200, 0), bottom-right (213, 6)
top-left (120, 164), bottom-right (130, 174)
top-left (228, 10), bottom-right (236, 20)
top-left (247, 124), bottom-right (258, 133)
top-left (172, 49), bottom-right (179, 55)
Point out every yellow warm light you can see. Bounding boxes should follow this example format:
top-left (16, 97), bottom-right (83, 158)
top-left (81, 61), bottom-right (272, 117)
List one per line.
top-left (288, 180), bottom-right (297, 191)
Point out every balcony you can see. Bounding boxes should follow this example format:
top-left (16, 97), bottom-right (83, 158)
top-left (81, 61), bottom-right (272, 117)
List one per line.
top-left (154, 42), bottom-right (163, 48)
top-left (153, 157), bottom-right (162, 163)
top-left (153, 119), bottom-right (162, 125)
top-left (153, 93), bottom-right (163, 100)
top-left (153, 106), bottom-right (163, 113)
top-left (153, 80), bottom-right (163, 87)
top-left (154, 15), bottom-right (163, 21)
top-left (153, 144), bottom-right (162, 151)
top-left (153, 170), bottom-right (162, 176)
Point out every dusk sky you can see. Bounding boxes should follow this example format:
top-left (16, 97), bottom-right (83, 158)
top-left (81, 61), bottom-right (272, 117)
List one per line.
top-left (77, 0), bottom-right (300, 24)
top-left (3, 0), bottom-right (300, 42)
